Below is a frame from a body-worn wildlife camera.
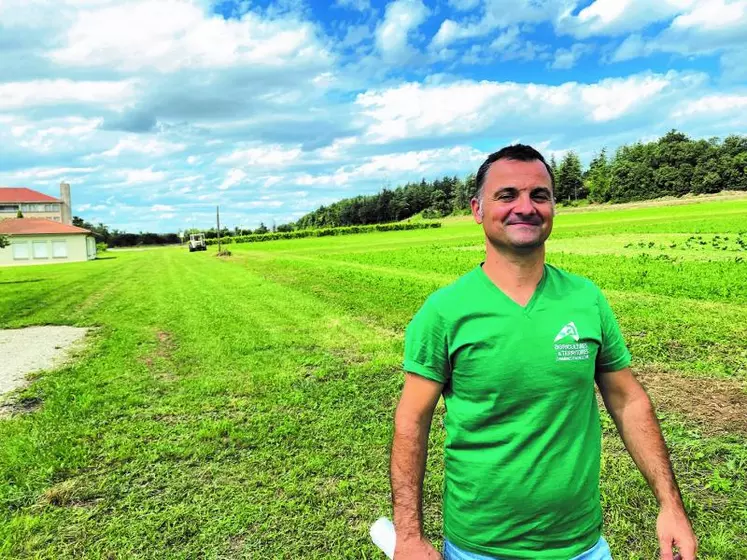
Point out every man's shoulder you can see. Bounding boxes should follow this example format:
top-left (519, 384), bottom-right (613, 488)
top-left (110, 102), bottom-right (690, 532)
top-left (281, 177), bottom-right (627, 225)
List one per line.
top-left (421, 266), bottom-right (481, 310)
top-left (545, 264), bottom-right (601, 297)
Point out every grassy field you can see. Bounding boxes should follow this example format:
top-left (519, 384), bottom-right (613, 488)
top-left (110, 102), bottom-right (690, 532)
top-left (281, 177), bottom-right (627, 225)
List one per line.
top-left (1, 197), bottom-right (746, 559)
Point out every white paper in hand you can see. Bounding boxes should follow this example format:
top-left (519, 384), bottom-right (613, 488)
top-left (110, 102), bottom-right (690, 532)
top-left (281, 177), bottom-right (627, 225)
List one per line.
top-left (370, 517), bottom-right (396, 559)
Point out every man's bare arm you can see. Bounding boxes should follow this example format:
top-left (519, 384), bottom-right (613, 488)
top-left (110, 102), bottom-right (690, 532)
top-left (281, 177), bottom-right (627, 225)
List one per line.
top-left (596, 367), bottom-right (697, 560)
top-left (391, 373), bottom-right (444, 558)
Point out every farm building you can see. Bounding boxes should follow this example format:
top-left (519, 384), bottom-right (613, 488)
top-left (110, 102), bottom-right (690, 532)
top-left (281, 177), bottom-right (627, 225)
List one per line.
top-left (0, 183), bottom-right (72, 223)
top-left (0, 219), bottom-right (96, 267)
top-left (0, 183), bottom-right (96, 267)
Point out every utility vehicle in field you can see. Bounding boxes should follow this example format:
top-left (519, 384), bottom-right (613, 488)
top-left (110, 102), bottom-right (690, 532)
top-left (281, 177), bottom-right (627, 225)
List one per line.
top-left (188, 233), bottom-right (207, 252)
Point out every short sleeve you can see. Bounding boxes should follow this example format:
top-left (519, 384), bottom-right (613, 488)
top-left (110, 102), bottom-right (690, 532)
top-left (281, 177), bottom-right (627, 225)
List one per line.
top-left (403, 296), bottom-right (451, 384)
top-left (596, 289), bottom-right (632, 374)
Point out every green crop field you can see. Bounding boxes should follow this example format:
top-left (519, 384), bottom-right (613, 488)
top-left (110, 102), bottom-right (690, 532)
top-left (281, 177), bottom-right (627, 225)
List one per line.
top-left (1, 196), bottom-right (746, 559)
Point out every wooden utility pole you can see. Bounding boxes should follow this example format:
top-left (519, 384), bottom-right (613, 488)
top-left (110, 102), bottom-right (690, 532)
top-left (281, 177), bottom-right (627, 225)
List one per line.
top-left (216, 205), bottom-right (221, 253)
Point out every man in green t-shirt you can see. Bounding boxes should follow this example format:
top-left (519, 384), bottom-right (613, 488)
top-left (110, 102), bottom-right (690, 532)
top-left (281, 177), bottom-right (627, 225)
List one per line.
top-left (390, 145), bottom-right (697, 560)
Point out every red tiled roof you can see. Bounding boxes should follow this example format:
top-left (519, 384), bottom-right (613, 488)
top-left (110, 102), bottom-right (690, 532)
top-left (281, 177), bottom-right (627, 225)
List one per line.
top-left (0, 187), bottom-right (62, 203)
top-left (0, 218), bottom-right (90, 235)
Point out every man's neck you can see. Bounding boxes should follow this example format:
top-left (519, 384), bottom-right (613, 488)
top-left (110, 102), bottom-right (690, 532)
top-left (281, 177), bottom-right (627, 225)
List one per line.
top-left (482, 243), bottom-right (546, 306)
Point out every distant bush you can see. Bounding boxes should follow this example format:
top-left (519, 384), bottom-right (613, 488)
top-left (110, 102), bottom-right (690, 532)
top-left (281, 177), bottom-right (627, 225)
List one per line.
top-left (205, 221), bottom-right (442, 245)
top-left (96, 242), bottom-right (108, 253)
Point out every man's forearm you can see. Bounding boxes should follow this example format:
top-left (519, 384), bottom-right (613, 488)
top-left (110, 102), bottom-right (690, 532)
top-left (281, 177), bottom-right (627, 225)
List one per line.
top-left (390, 405), bottom-right (433, 539)
top-left (609, 391), bottom-right (684, 509)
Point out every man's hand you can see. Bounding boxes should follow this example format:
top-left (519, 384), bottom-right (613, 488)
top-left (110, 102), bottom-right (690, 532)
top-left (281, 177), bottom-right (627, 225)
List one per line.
top-left (393, 536), bottom-right (442, 560)
top-left (657, 505), bottom-right (697, 560)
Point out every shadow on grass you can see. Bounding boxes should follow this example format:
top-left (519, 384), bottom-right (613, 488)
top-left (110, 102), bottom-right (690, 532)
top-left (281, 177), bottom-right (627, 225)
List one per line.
top-left (95, 256), bottom-right (117, 261)
top-left (0, 279), bottom-right (45, 285)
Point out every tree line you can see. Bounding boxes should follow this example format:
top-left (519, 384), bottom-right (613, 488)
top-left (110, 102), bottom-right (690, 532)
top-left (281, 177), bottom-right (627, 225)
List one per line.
top-left (292, 130), bottom-right (747, 229)
top-left (72, 217), bottom-right (180, 247)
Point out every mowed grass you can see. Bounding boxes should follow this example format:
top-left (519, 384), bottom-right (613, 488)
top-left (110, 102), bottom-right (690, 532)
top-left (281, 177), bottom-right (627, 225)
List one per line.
top-left (1, 196), bottom-right (746, 559)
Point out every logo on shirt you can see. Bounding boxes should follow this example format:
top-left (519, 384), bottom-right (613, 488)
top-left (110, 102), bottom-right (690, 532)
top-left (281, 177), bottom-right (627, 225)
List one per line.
top-left (554, 321), bottom-right (590, 361)
top-left (554, 322), bottom-right (580, 343)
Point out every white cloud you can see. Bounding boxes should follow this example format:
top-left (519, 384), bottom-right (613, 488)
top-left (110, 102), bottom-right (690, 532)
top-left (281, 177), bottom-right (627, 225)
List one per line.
top-left (294, 146), bottom-right (485, 187)
top-left (608, 1), bottom-right (747, 64)
top-left (672, 94), bottom-right (747, 117)
top-left (654, 0), bottom-right (747, 55)
top-left (159, 212), bottom-right (176, 219)
top-left (670, 0), bottom-right (745, 30)
top-left (0, 80), bottom-right (136, 110)
top-left (6, 117), bottom-right (103, 153)
top-left (432, 0), bottom-right (562, 48)
top-left (13, 166), bottom-right (98, 180)
top-left (219, 169), bottom-right (247, 190)
top-left (216, 145), bottom-right (303, 167)
top-left (489, 26), bottom-right (521, 51)
top-left (551, 43), bottom-right (593, 69)
top-left (336, 0), bottom-right (371, 11)
top-left (50, 0), bottom-right (331, 72)
top-left (100, 136), bottom-right (186, 158)
top-left (355, 71), bottom-right (699, 143)
top-left (234, 200), bottom-right (285, 209)
top-left (559, 0), bottom-right (695, 39)
top-left (375, 0), bottom-right (429, 62)
top-left (118, 168), bottom-right (167, 184)
top-left (431, 19), bottom-right (474, 48)
top-left (580, 74), bottom-right (673, 121)
top-left (151, 204), bottom-right (175, 212)
top-left (448, 0), bottom-right (480, 10)
top-left (611, 33), bottom-right (648, 62)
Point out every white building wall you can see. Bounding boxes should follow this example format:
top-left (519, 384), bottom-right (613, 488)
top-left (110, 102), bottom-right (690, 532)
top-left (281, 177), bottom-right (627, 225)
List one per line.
top-left (0, 234), bottom-right (95, 267)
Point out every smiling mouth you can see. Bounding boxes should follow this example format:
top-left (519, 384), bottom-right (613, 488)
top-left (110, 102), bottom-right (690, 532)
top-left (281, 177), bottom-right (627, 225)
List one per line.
top-left (507, 222), bottom-right (541, 226)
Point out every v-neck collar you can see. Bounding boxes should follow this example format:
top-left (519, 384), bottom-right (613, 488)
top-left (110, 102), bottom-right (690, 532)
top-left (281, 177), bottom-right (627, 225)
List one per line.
top-left (476, 262), bottom-right (547, 315)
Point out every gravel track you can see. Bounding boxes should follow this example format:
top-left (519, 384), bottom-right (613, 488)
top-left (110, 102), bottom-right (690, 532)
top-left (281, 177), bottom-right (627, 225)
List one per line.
top-left (0, 326), bottom-right (89, 397)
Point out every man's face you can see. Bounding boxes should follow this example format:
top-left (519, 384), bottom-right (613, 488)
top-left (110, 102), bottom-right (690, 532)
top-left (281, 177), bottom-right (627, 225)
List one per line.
top-left (470, 158), bottom-right (554, 252)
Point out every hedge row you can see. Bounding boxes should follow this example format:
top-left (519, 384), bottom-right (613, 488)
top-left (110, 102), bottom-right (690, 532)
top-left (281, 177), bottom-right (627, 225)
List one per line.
top-left (205, 221), bottom-right (442, 245)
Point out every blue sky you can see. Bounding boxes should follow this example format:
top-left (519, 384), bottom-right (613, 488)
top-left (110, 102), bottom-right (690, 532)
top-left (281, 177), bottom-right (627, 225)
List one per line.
top-left (1, 0), bottom-right (746, 232)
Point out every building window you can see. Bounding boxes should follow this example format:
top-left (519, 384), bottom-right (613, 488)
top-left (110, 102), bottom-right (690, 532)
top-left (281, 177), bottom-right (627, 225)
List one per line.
top-left (0, 205), bottom-right (18, 213)
top-left (12, 241), bottom-right (30, 260)
top-left (33, 241), bottom-right (49, 259)
top-left (45, 204), bottom-right (59, 212)
top-left (21, 204), bottom-right (48, 212)
top-left (52, 240), bottom-right (68, 258)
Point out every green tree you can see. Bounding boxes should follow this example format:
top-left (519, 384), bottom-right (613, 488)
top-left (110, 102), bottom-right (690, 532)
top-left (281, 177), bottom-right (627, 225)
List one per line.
top-left (16, 209), bottom-right (23, 218)
top-left (429, 189), bottom-right (450, 217)
top-left (255, 222), bottom-right (269, 234)
top-left (585, 148), bottom-right (611, 203)
top-left (556, 151), bottom-right (584, 202)
top-left (549, 154), bottom-right (558, 179)
top-left (692, 159), bottom-right (724, 194)
top-left (0, 235), bottom-right (8, 249)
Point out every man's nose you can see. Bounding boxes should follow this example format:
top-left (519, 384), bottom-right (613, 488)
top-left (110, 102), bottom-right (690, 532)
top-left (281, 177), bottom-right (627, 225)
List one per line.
top-left (513, 193), bottom-right (536, 215)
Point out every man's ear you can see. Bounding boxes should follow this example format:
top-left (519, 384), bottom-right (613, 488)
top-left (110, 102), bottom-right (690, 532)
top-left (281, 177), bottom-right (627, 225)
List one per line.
top-left (470, 197), bottom-right (483, 224)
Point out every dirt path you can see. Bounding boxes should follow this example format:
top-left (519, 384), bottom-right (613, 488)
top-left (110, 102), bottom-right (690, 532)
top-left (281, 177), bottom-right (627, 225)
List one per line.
top-left (0, 326), bottom-right (90, 398)
top-left (637, 367), bottom-right (747, 436)
top-left (598, 366), bottom-right (747, 437)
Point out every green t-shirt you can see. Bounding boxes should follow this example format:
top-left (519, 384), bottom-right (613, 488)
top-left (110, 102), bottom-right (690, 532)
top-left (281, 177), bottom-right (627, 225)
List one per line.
top-left (403, 264), bottom-right (631, 559)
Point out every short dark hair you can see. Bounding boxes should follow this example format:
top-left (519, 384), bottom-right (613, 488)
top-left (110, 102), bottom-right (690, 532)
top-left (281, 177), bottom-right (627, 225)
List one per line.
top-left (474, 144), bottom-right (555, 200)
